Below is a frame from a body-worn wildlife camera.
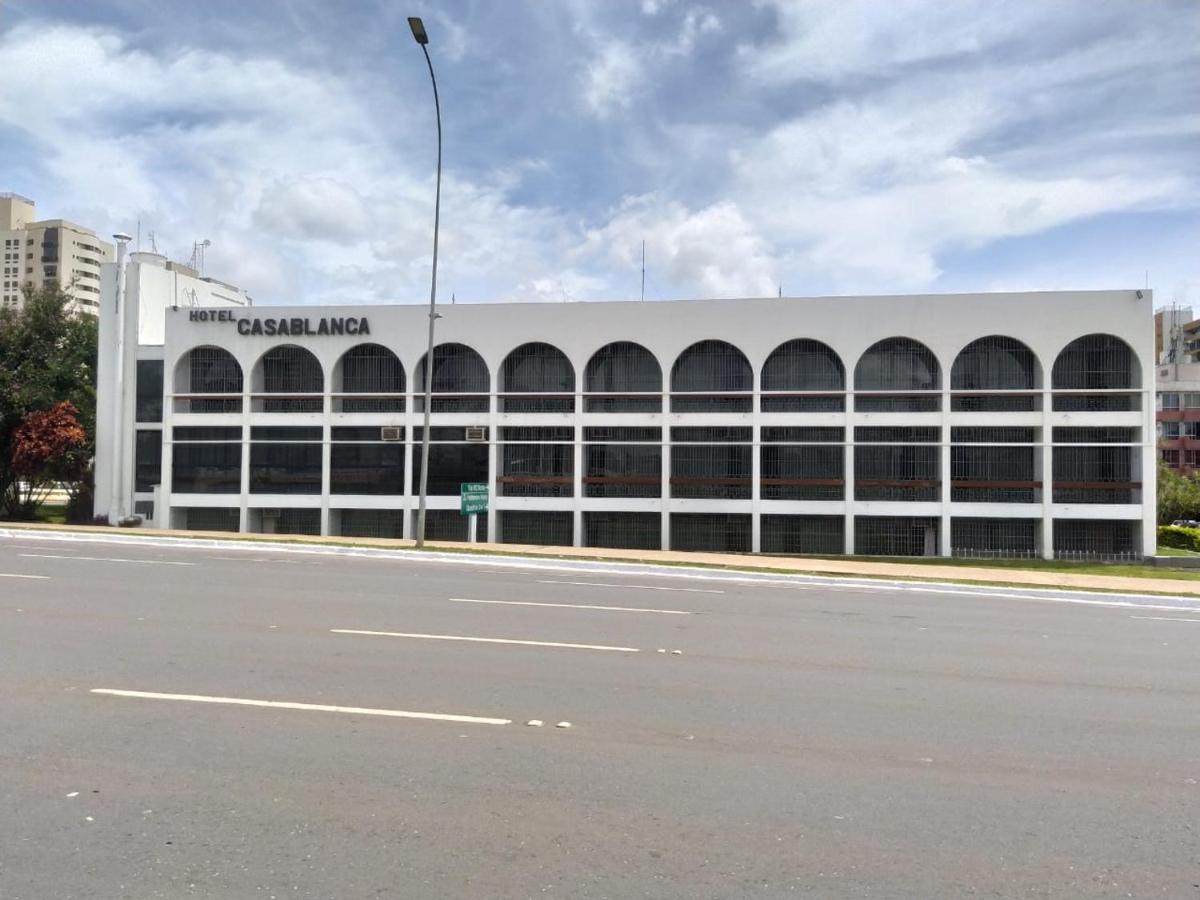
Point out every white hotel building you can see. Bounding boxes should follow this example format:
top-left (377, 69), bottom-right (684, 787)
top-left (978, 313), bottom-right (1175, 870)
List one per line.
top-left (95, 283), bottom-right (1156, 560)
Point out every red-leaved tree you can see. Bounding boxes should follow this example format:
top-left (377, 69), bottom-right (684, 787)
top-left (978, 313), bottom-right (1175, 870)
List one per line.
top-left (10, 401), bottom-right (88, 519)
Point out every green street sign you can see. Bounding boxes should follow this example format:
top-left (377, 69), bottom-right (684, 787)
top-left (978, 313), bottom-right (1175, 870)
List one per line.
top-left (460, 482), bottom-right (488, 515)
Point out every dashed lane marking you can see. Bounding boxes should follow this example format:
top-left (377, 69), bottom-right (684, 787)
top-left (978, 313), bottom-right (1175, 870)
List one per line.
top-left (536, 579), bottom-right (723, 594)
top-left (330, 628), bottom-right (640, 653)
top-left (20, 553), bottom-right (195, 567)
top-left (0, 573), bottom-right (49, 579)
top-left (1130, 615), bottom-right (1200, 623)
top-left (449, 597), bottom-right (691, 615)
top-left (90, 689), bottom-right (511, 725)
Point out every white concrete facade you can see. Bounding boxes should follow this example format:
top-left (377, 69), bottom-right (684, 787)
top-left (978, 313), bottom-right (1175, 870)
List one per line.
top-left (94, 254), bottom-right (250, 525)
top-left (97, 289), bottom-right (1157, 559)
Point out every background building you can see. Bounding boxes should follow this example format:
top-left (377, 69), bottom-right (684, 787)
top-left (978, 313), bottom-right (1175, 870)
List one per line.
top-left (0, 192), bottom-right (114, 316)
top-left (96, 287), bottom-right (1156, 560)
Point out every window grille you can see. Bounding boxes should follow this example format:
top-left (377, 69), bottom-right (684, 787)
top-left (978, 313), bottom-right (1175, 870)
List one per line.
top-left (671, 427), bottom-right (752, 443)
top-left (584, 341), bottom-right (662, 412)
top-left (500, 443), bottom-right (574, 496)
top-left (760, 445), bottom-right (844, 500)
top-left (583, 426), bottom-right (661, 442)
top-left (951, 427), bottom-right (1036, 444)
top-left (951, 518), bottom-right (1038, 558)
top-left (670, 513), bottom-right (751, 553)
top-left (250, 443), bottom-right (322, 495)
top-left (1051, 334), bottom-right (1139, 411)
top-left (761, 339), bottom-right (845, 411)
top-left (411, 442), bottom-right (489, 496)
top-left (583, 512), bottom-right (661, 550)
top-left (1053, 519), bottom-right (1140, 560)
top-left (330, 441), bottom-right (404, 495)
top-left (136, 360), bottom-right (164, 422)
top-left (182, 507), bottom-right (240, 532)
top-left (336, 509), bottom-right (404, 538)
top-left (187, 346), bottom-right (243, 412)
top-left (854, 445), bottom-right (939, 501)
top-left (172, 442), bottom-right (241, 493)
top-left (135, 430), bottom-right (162, 492)
top-left (501, 426), bottom-right (573, 442)
top-left (762, 427), bottom-right (843, 443)
top-left (253, 507), bottom-right (320, 536)
top-left (259, 346), bottom-right (323, 412)
top-left (670, 340), bottom-right (752, 412)
top-left (855, 427), bottom-right (939, 443)
top-left (855, 516), bottom-right (938, 556)
top-left (414, 343), bottom-right (490, 412)
top-left (760, 515), bottom-right (844, 555)
top-left (950, 336), bottom-right (1038, 411)
top-left (854, 337), bottom-right (940, 411)
top-left (501, 342), bottom-right (575, 412)
top-left (670, 444), bottom-right (752, 499)
top-left (951, 445), bottom-right (1038, 502)
top-left (1052, 447), bottom-right (1140, 503)
top-left (418, 509), bottom-right (489, 543)
top-left (337, 343), bottom-right (404, 412)
top-left (1161, 393), bottom-right (1181, 410)
top-left (1051, 427), bottom-right (1137, 444)
top-left (499, 511), bottom-right (573, 546)
top-left (585, 444), bottom-right (661, 497)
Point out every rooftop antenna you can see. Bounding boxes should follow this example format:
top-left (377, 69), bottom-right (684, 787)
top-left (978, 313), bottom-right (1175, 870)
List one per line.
top-left (188, 239), bottom-right (211, 274)
top-left (778, 284), bottom-right (782, 298)
top-left (148, 231), bottom-right (158, 253)
top-left (451, 292), bottom-right (456, 305)
top-left (136, 219), bottom-right (141, 251)
top-left (641, 240), bottom-right (645, 301)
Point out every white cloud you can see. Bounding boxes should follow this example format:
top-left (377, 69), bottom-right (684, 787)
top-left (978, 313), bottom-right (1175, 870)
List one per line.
top-left (580, 195), bottom-right (780, 298)
top-left (254, 178), bottom-right (370, 244)
top-left (581, 41), bottom-right (641, 118)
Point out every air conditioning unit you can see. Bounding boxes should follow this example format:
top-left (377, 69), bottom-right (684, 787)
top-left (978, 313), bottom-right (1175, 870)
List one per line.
top-left (380, 426), bottom-right (403, 441)
top-left (465, 426), bottom-right (488, 442)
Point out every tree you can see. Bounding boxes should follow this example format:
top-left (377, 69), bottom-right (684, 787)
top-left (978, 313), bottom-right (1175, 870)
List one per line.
top-left (0, 285), bottom-right (98, 517)
top-left (1156, 460), bottom-right (1200, 526)
top-left (10, 402), bottom-right (88, 518)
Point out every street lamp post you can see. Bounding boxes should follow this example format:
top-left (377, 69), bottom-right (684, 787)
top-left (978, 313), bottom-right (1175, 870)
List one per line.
top-left (409, 15), bottom-right (442, 549)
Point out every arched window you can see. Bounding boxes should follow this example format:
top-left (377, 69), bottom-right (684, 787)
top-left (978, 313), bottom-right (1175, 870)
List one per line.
top-left (1051, 334), bottom-right (1140, 412)
top-left (761, 339), bottom-right (845, 412)
top-left (584, 341), bottom-right (662, 412)
top-left (256, 345), bottom-right (323, 412)
top-left (336, 343), bottom-right (405, 412)
top-left (854, 337), bottom-right (940, 412)
top-left (414, 342), bottom-right (490, 412)
top-left (501, 342), bottom-right (575, 412)
top-left (177, 346), bottom-right (243, 412)
top-left (670, 340), bottom-right (752, 412)
top-left (951, 336), bottom-right (1039, 411)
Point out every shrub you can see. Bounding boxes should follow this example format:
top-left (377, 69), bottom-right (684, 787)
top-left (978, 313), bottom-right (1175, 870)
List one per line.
top-left (1157, 524), bottom-right (1200, 552)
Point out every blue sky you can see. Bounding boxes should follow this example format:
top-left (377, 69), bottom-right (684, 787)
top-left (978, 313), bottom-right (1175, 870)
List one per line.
top-left (1, 0), bottom-right (1196, 308)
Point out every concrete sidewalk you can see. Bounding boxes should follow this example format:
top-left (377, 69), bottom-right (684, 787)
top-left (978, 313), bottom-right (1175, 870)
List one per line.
top-left (3, 520), bottom-right (1198, 597)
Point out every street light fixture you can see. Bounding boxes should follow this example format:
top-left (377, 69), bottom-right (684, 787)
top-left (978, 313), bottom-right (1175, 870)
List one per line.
top-left (410, 15), bottom-right (442, 549)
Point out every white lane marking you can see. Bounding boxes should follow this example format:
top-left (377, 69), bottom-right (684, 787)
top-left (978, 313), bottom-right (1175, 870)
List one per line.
top-left (0, 572), bottom-right (49, 579)
top-left (449, 597), bottom-right (691, 615)
top-left (536, 579), bottom-right (722, 594)
top-left (1130, 615), bottom-right (1200, 623)
top-left (90, 689), bottom-right (511, 725)
top-left (20, 553), bottom-right (195, 567)
top-left (331, 628), bottom-right (640, 653)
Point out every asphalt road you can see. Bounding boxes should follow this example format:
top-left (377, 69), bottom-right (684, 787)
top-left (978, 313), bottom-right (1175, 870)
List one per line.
top-left (1, 534), bottom-right (1197, 899)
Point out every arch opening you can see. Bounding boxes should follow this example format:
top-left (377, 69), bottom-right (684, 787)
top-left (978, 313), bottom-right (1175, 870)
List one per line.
top-left (584, 341), bottom-right (662, 412)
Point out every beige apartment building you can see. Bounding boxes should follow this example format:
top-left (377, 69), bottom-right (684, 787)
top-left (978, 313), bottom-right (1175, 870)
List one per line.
top-left (1, 193), bottom-right (114, 316)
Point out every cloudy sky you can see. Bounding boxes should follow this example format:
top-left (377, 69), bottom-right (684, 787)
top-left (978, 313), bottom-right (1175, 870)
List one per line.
top-left (1, 0), bottom-right (1197, 307)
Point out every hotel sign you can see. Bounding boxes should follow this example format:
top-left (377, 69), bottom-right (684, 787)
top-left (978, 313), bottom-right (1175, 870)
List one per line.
top-left (188, 309), bottom-right (370, 336)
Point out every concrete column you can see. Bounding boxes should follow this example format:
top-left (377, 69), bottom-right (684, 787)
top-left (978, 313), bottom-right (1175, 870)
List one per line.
top-left (402, 388), bottom-right (414, 540)
top-left (319, 420), bottom-right (331, 537)
top-left (843, 390), bottom-right (855, 555)
top-left (751, 422), bottom-right (761, 554)
top-left (573, 385), bottom-right (583, 548)
top-left (1040, 387), bottom-right (1054, 559)
top-left (661, 422), bottom-right (671, 551)
top-left (238, 418), bottom-right (251, 533)
top-left (940, 387), bottom-right (952, 557)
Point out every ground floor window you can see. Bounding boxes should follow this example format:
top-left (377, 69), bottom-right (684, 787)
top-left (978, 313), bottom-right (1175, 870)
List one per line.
top-left (499, 510), bottom-right (573, 546)
top-left (135, 430), bottom-right (162, 492)
top-left (335, 508), bottom-right (404, 538)
top-left (670, 513), bottom-right (751, 553)
top-left (951, 518), bottom-right (1038, 558)
top-left (583, 511), bottom-right (661, 550)
top-left (855, 516), bottom-right (939, 557)
top-left (1053, 519), bottom-right (1140, 559)
top-left (760, 515), bottom-right (843, 555)
top-left (181, 507), bottom-right (240, 532)
top-left (249, 507), bottom-right (321, 535)
top-left (416, 509), bottom-right (489, 542)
